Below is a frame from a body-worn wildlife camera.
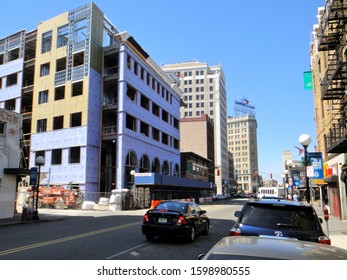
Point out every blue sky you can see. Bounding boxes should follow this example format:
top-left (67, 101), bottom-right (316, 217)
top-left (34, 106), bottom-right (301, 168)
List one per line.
top-left (0, 0), bottom-right (325, 182)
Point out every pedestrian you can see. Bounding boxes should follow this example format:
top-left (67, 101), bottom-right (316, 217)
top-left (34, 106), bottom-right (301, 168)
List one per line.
top-left (293, 192), bottom-right (299, 202)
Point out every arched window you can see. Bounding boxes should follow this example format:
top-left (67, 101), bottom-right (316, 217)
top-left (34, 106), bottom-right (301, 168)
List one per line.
top-left (139, 154), bottom-right (150, 172)
top-left (173, 163), bottom-right (180, 177)
top-left (162, 160), bottom-right (169, 175)
top-left (152, 157), bottom-right (160, 173)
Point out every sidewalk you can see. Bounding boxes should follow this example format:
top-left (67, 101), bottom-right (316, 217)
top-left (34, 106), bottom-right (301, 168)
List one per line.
top-left (312, 202), bottom-right (347, 250)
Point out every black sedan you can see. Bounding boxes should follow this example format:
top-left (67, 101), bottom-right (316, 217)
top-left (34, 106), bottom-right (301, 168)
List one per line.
top-left (142, 201), bottom-right (209, 242)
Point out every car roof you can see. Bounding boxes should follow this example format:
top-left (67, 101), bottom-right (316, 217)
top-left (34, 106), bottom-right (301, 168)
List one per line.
top-left (248, 198), bottom-right (311, 207)
top-left (202, 236), bottom-right (347, 260)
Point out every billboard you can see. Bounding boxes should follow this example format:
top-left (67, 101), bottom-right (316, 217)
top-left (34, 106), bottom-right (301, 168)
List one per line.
top-left (303, 71), bottom-right (313, 90)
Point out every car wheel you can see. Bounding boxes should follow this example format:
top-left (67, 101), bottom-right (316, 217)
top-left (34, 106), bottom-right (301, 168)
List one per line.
top-left (145, 234), bottom-right (154, 241)
top-left (203, 222), bottom-right (209, 235)
top-left (187, 227), bottom-right (195, 242)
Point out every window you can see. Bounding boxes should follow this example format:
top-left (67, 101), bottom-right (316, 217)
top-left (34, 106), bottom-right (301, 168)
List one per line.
top-left (152, 127), bottom-right (159, 141)
top-left (51, 149), bottom-right (62, 165)
top-left (53, 116), bottom-right (64, 130)
top-left (41, 31), bottom-right (52, 53)
top-left (69, 147), bottom-right (80, 163)
top-left (152, 102), bottom-right (160, 117)
top-left (162, 110), bottom-right (169, 122)
top-left (39, 90), bottom-right (48, 104)
top-left (173, 118), bottom-right (179, 129)
top-left (57, 24), bottom-right (69, 48)
top-left (72, 81), bottom-right (83, 96)
top-left (35, 151), bottom-right (45, 162)
top-left (126, 84), bottom-right (137, 101)
top-left (127, 54), bottom-right (131, 69)
top-left (71, 112), bottom-right (82, 127)
top-left (126, 114), bottom-right (137, 131)
top-left (140, 121), bottom-right (149, 137)
top-left (140, 94), bottom-right (150, 110)
top-left (134, 62), bottom-right (138, 75)
top-left (5, 99), bottom-right (15, 111)
top-left (6, 73), bottom-right (18, 87)
top-left (40, 63), bottom-right (50, 76)
top-left (55, 86), bottom-right (65, 100)
top-left (9, 48), bottom-right (19, 61)
top-left (37, 119), bottom-right (47, 132)
top-left (74, 19), bottom-right (87, 42)
top-left (73, 51), bottom-right (84, 67)
top-left (0, 122), bottom-right (5, 135)
top-left (162, 132), bottom-right (168, 145)
top-left (56, 57), bottom-right (66, 71)
top-left (0, 77), bottom-right (2, 88)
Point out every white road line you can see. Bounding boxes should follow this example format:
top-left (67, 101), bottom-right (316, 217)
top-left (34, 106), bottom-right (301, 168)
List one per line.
top-left (106, 243), bottom-right (147, 259)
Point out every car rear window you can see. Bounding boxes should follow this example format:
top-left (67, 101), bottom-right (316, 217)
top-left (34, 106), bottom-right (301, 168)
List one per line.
top-left (155, 202), bottom-right (188, 213)
top-left (240, 203), bottom-right (319, 231)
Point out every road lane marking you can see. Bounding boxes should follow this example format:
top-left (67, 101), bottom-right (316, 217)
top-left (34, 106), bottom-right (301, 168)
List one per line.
top-left (106, 243), bottom-right (147, 259)
top-left (0, 221), bottom-right (141, 256)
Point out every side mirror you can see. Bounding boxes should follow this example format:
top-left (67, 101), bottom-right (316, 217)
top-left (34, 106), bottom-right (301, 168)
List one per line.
top-left (234, 210), bottom-right (241, 218)
top-left (200, 210), bottom-right (207, 215)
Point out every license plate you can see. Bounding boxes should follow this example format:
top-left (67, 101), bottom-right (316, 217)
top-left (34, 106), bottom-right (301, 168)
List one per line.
top-left (158, 218), bottom-right (167, 223)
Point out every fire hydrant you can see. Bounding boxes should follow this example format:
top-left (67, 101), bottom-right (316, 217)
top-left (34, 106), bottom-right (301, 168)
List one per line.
top-left (21, 206), bottom-right (27, 221)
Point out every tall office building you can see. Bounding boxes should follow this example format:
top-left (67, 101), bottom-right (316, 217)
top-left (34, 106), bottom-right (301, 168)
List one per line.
top-left (0, 3), bottom-right (182, 202)
top-left (162, 61), bottom-right (228, 194)
top-left (227, 115), bottom-right (259, 194)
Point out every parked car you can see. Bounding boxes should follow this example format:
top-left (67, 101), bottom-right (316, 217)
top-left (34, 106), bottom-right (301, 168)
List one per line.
top-left (229, 198), bottom-right (331, 244)
top-left (199, 236), bottom-right (347, 260)
top-left (142, 201), bottom-right (209, 242)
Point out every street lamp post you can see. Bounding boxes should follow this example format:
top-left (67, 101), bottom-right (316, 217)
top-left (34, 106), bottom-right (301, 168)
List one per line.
top-left (299, 134), bottom-right (311, 204)
top-left (32, 156), bottom-right (44, 220)
top-left (286, 159), bottom-right (294, 199)
top-left (283, 170), bottom-right (289, 199)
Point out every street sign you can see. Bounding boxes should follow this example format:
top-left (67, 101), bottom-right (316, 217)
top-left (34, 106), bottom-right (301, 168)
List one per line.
top-left (307, 166), bottom-right (314, 177)
top-left (29, 167), bottom-right (38, 185)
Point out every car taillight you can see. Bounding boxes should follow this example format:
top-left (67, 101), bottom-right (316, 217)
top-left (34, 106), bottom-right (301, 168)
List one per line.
top-left (143, 214), bottom-right (149, 223)
top-left (177, 216), bottom-right (188, 225)
top-left (229, 228), bottom-right (241, 236)
top-left (318, 236), bottom-right (331, 245)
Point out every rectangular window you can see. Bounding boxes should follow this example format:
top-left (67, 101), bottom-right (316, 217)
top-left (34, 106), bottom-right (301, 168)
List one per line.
top-left (134, 62), bottom-right (138, 75)
top-left (57, 24), bottom-right (69, 48)
top-left (140, 94), bottom-right (150, 110)
top-left (0, 122), bottom-right (6, 135)
top-left (35, 151), bottom-right (45, 162)
top-left (126, 114), bottom-right (137, 131)
top-left (162, 132), bottom-right (168, 145)
top-left (72, 81), bottom-right (83, 96)
top-left (152, 102), bottom-right (160, 117)
top-left (56, 57), bottom-right (66, 71)
top-left (126, 84), bottom-right (137, 101)
top-left (162, 110), bottom-right (169, 123)
top-left (140, 121), bottom-right (149, 137)
top-left (40, 63), bottom-right (50, 76)
top-left (127, 54), bottom-right (131, 69)
top-left (51, 149), bottom-right (62, 165)
top-left (53, 115), bottom-right (64, 130)
top-left (74, 18), bottom-right (87, 42)
top-left (152, 127), bottom-right (159, 141)
top-left (55, 86), bottom-right (65, 100)
top-left (71, 112), bottom-right (82, 127)
top-left (69, 146), bottom-right (80, 163)
top-left (42, 31), bottom-right (52, 53)
top-left (39, 90), bottom-right (48, 104)
top-left (5, 99), bottom-right (15, 111)
top-left (6, 73), bottom-right (18, 87)
top-left (73, 51), bottom-right (84, 67)
top-left (37, 119), bottom-right (47, 133)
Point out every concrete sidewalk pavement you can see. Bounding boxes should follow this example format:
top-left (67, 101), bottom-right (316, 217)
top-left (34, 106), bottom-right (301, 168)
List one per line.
top-left (312, 202), bottom-right (347, 250)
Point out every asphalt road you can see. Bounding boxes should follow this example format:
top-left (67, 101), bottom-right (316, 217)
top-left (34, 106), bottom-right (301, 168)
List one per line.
top-left (0, 199), bottom-right (246, 260)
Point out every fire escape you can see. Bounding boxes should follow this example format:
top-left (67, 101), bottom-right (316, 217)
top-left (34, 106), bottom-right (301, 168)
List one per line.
top-left (318, 0), bottom-right (347, 153)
